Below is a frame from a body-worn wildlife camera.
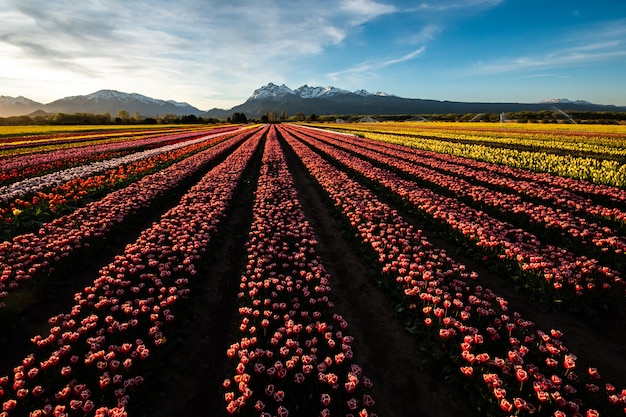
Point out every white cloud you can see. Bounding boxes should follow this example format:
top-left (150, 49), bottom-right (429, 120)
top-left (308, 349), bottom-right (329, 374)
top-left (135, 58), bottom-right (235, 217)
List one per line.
top-left (381, 46), bottom-right (427, 66)
top-left (0, 0), bottom-right (621, 108)
top-left (409, 0), bottom-right (503, 12)
top-left (339, 0), bottom-right (397, 24)
top-left (327, 46), bottom-right (426, 81)
top-left (0, 0), bottom-right (399, 108)
top-left (406, 25), bottom-right (442, 45)
top-left (466, 21), bottom-right (626, 75)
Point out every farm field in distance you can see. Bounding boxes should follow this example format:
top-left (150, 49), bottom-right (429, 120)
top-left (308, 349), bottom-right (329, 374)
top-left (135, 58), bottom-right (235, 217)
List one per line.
top-left (1, 121), bottom-right (625, 417)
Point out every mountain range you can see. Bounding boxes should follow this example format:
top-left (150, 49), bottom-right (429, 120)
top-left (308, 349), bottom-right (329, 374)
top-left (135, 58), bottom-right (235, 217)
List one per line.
top-left (0, 90), bottom-right (203, 118)
top-left (204, 83), bottom-right (626, 118)
top-left (2, 83), bottom-right (625, 119)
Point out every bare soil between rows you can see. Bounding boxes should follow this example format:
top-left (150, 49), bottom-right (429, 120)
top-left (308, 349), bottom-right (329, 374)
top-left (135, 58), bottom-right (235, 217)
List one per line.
top-left (135, 133), bottom-right (474, 417)
top-left (139, 130), bottom-right (626, 416)
top-left (1, 128), bottom-right (625, 417)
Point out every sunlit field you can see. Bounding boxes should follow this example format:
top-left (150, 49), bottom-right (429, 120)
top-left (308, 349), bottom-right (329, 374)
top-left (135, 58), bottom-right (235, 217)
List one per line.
top-left (0, 125), bottom-right (239, 159)
top-left (1, 122), bottom-right (625, 417)
top-left (309, 121), bottom-right (626, 188)
top-left (0, 124), bottom-right (196, 138)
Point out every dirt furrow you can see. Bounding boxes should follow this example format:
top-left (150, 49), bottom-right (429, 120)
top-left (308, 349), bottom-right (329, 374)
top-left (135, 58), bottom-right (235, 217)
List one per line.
top-left (277, 128), bottom-right (473, 417)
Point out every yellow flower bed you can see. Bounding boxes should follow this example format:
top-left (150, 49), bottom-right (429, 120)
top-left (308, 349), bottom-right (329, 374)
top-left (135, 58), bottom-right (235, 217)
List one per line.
top-left (305, 122), bottom-right (626, 187)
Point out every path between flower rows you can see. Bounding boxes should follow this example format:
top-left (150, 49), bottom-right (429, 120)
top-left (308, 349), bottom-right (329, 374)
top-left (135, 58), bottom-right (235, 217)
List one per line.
top-left (132, 128), bottom-right (471, 417)
top-left (1, 124), bottom-right (624, 416)
top-left (134, 125), bottom-right (626, 415)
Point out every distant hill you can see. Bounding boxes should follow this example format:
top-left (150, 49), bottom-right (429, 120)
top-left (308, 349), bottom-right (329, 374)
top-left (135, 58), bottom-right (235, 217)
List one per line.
top-left (0, 90), bottom-right (203, 118)
top-left (0, 96), bottom-right (45, 117)
top-left (44, 90), bottom-right (204, 117)
top-left (204, 82), bottom-right (626, 118)
top-left (2, 85), bottom-right (625, 119)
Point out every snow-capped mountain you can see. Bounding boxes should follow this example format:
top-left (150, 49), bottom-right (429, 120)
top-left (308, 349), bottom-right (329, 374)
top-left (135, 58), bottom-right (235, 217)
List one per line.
top-left (55, 89), bottom-right (192, 107)
top-left (294, 85), bottom-right (352, 98)
top-left (205, 83), bottom-right (626, 119)
top-left (248, 83), bottom-right (392, 101)
top-left (45, 90), bottom-right (203, 116)
top-left (0, 95), bottom-right (45, 117)
top-left (63, 90), bottom-right (187, 106)
top-left (202, 82), bottom-right (421, 118)
top-left (0, 95), bottom-right (42, 106)
top-left (540, 98), bottom-right (595, 105)
top-left (0, 90), bottom-right (204, 117)
top-left (353, 89), bottom-right (392, 97)
top-left (249, 83), bottom-right (296, 100)
top-left (2, 84), bottom-right (624, 119)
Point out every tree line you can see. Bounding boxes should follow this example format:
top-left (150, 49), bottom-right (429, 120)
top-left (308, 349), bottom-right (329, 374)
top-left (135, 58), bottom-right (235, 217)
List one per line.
top-left (0, 111), bottom-right (224, 126)
top-left (1, 109), bottom-right (624, 126)
top-left (311, 110), bottom-right (626, 124)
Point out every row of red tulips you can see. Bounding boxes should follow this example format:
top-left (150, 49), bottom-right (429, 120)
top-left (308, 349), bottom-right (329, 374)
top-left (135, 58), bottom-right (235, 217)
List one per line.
top-left (0, 128), bottom-right (253, 309)
top-left (1, 128), bottom-right (246, 238)
top-left (363, 136), bottom-right (626, 226)
top-left (2, 149), bottom-right (134, 187)
top-left (0, 126), bottom-right (266, 416)
top-left (222, 126), bottom-right (375, 417)
top-left (284, 125), bottom-right (623, 304)
top-left (1, 127), bottom-right (243, 202)
top-left (0, 127), bottom-right (234, 186)
top-left (336, 125), bottom-right (626, 208)
top-left (279, 125), bottom-right (625, 416)
top-left (305, 127), bottom-right (626, 253)
top-left (0, 127), bottom-right (192, 151)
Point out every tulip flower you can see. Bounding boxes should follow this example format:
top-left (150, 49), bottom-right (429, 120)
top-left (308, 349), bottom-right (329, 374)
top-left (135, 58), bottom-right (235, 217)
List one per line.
top-left (280, 123), bottom-right (626, 417)
top-left (221, 128), bottom-right (375, 416)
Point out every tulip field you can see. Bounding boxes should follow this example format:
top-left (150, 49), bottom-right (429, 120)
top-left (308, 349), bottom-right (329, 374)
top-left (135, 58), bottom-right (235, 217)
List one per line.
top-left (1, 122), bottom-right (625, 417)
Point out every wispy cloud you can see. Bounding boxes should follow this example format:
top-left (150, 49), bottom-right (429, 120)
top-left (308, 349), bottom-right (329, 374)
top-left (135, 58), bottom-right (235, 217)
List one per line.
top-left (404, 25), bottom-right (442, 45)
top-left (339, 0), bottom-right (397, 24)
top-left (471, 48), bottom-right (626, 75)
top-left (381, 46), bottom-right (427, 66)
top-left (513, 73), bottom-right (568, 80)
top-left (0, 0), bottom-right (398, 64)
top-left (0, 0), bottom-right (399, 106)
top-left (328, 46), bottom-right (426, 80)
top-left (408, 0), bottom-right (503, 12)
top-left (466, 19), bottom-right (626, 75)
top-left (0, 0), bottom-right (622, 107)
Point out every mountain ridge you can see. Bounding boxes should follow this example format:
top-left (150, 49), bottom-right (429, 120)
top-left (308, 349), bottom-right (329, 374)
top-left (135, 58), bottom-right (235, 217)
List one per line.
top-left (204, 83), bottom-right (626, 119)
top-left (248, 83), bottom-right (392, 100)
top-left (538, 98), bottom-right (594, 105)
top-left (1, 84), bottom-right (625, 118)
top-left (0, 90), bottom-right (203, 118)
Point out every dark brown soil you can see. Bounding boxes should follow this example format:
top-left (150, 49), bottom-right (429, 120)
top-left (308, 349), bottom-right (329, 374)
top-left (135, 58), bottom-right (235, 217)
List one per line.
top-left (1, 125), bottom-right (624, 417)
top-left (136, 128), bottom-right (626, 416)
top-left (127, 130), bottom-right (475, 417)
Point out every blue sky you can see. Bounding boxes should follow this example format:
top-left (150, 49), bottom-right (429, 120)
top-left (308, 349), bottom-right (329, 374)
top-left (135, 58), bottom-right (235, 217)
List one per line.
top-left (1, 0), bottom-right (625, 110)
